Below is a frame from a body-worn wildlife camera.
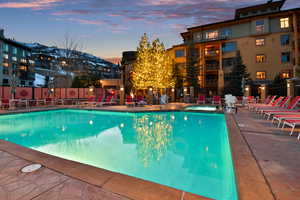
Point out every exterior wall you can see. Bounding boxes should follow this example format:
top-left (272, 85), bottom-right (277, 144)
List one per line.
top-left (234, 32), bottom-right (293, 81)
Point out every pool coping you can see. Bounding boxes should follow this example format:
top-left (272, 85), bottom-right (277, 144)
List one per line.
top-left (0, 107), bottom-right (275, 200)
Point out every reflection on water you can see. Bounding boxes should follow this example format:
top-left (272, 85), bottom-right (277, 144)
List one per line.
top-left (134, 114), bottom-right (173, 167)
top-left (0, 110), bottom-right (237, 200)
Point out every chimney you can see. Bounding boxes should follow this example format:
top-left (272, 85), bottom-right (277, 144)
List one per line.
top-left (0, 29), bottom-right (4, 38)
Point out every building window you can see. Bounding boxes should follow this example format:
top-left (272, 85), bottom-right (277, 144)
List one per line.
top-left (19, 66), bottom-right (28, 71)
top-left (256, 20), bottom-right (264, 33)
top-left (3, 79), bottom-right (9, 85)
top-left (206, 30), bottom-right (219, 39)
top-left (281, 71), bottom-right (291, 79)
top-left (221, 28), bottom-right (232, 37)
top-left (3, 68), bottom-right (9, 75)
top-left (3, 43), bottom-right (9, 52)
top-left (175, 49), bottom-right (185, 58)
top-left (3, 54), bottom-right (8, 59)
top-left (256, 38), bottom-right (265, 46)
top-left (256, 54), bottom-right (266, 63)
top-left (12, 57), bottom-right (17, 62)
top-left (280, 34), bottom-right (290, 46)
top-left (12, 47), bottom-right (17, 55)
top-left (281, 52), bottom-right (290, 63)
top-left (280, 17), bottom-right (289, 28)
top-left (256, 71), bottom-right (266, 79)
top-left (222, 42), bottom-right (236, 52)
top-left (222, 58), bottom-right (235, 68)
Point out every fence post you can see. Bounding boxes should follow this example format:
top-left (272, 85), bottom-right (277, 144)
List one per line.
top-left (244, 85), bottom-right (251, 96)
top-left (287, 79), bottom-right (295, 97)
top-left (260, 84), bottom-right (267, 101)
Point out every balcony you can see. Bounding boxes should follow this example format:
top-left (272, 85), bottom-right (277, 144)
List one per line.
top-left (205, 64), bottom-right (220, 70)
top-left (205, 79), bottom-right (218, 87)
top-left (197, 35), bottom-right (228, 43)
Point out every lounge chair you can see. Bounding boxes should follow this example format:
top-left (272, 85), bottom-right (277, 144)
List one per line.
top-left (258, 96), bottom-right (291, 115)
top-left (281, 119), bottom-right (300, 138)
top-left (262, 96), bottom-right (300, 119)
top-left (212, 96), bottom-right (221, 105)
top-left (98, 94), bottom-right (116, 106)
top-left (0, 99), bottom-right (9, 109)
top-left (272, 113), bottom-right (300, 127)
top-left (197, 95), bottom-right (206, 104)
top-left (81, 96), bottom-right (96, 106)
top-left (248, 95), bottom-right (276, 111)
top-left (125, 95), bottom-right (135, 107)
top-left (252, 96), bottom-right (284, 113)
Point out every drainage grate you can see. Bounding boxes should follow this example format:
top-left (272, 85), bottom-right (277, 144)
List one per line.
top-left (21, 164), bottom-right (42, 173)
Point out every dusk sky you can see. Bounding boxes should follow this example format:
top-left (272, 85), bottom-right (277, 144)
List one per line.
top-left (0, 0), bottom-right (299, 60)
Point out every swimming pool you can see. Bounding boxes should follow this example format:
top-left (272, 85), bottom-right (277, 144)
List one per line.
top-left (0, 109), bottom-right (237, 200)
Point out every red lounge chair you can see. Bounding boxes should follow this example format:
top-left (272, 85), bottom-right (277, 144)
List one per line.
top-left (248, 95), bottom-right (276, 110)
top-left (272, 113), bottom-right (300, 127)
top-left (100, 94), bottom-right (116, 106)
top-left (81, 96), bottom-right (96, 106)
top-left (281, 119), bottom-right (300, 138)
top-left (0, 99), bottom-right (9, 109)
top-left (263, 96), bottom-right (300, 120)
top-left (126, 95), bottom-right (135, 106)
top-left (258, 96), bottom-right (291, 115)
top-left (197, 95), bottom-right (205, 104)
top-left (253, 96), bottom-right (284, 112)
top-left (212, 96), bottom-right (221, 105)
top-left (136, 95), bottom-right (146, 106)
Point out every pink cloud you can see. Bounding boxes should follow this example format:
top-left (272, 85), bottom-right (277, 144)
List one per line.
top-left (140, 0), bottom-right (197, 6)
top-left (0, 0), bottom-right (63, 10)
top-left (52, 9), bottom-right (96, 16)
top-left (68, 18), bottom-right (105, 25)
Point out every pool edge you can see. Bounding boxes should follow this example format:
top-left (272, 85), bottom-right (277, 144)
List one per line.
top-left (225, 113), bottom-right (275, 200)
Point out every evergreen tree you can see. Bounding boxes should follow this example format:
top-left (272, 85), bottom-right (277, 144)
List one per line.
top-left (132, 33), bottom-right (153, 89)
top-left (186, 42), bottom-right (199, 89)
top-left (224, 51), bottom-right (249, 96)
top-left (132, 33), bottom-right (174, 90)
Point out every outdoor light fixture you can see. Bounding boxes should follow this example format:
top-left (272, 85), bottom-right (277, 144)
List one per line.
top-left (50, 88), bottom-right (54, 92)
top-left (184, 88), bottom-right (187, 92)
top-left (149, 88), bottom-right (153, 92)
top-left (287, 83), bottom-right (290, 88)
top-left (245, 87), bottom-right (249, 91)
top-left (120, 87), bottom-right (124, 91)
top-left (89, 88), bottom-right (94, 92)
top-left (261, 86), bottom-right (265, 90)
top-left (171, 88), bottom-right (175, 92)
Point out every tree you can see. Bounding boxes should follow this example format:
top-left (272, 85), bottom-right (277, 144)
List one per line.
top-left (132, 33), bottom-right (174, 90)
top-left (71, 75), bottom-right (102, 88)
top-left (269, 74), bottom-right (287, 96)
top-left (224, 51), bottom-right (249, 96)
top-left (186, 42), bottom-right (199, 89)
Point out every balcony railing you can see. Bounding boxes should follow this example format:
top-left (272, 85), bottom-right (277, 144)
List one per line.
top-left (205, 79), bottom-right (218, 86)
top-left (205, 65), bottom-right (220, 70)
top-left (197, 35), bottom-right (228, 43)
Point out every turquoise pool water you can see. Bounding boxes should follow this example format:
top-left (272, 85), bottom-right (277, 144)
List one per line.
top-left (0, 109), bottom-right (237, 200)
top-left (184, 106), bottom-right (218, 111)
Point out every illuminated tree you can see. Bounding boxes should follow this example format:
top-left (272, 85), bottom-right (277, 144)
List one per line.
top-left (132, 34), bottom-right (174, 90)
top-left (134, 114), bottom-right (173, 167)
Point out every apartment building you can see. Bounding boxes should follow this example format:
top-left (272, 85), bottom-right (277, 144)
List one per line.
top-left (168, 0), bottom-right (300, 95)
top-left (0, 30), bottom-right (35, 87)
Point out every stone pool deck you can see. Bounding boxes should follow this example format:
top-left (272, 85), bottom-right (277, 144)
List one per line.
top-left (234, 108), bottom-right (300, 200)
top-left (0, 105), bottom-right (299, 200)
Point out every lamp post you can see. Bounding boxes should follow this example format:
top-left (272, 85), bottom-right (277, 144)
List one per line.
top-left (120, 86), bottom-right (125, 105)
